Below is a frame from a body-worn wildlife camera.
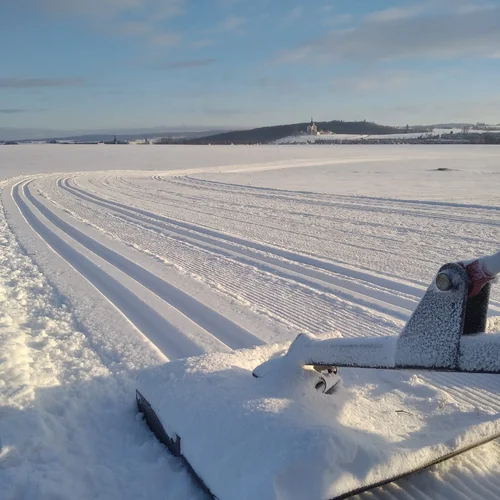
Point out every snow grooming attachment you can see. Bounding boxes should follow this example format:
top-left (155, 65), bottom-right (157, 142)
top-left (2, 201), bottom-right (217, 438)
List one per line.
top-left (136, 251), bottom-right (500, 500)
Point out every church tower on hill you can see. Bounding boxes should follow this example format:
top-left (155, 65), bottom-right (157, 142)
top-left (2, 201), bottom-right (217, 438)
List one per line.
top-left (306, 117), bottom-right (318, 135)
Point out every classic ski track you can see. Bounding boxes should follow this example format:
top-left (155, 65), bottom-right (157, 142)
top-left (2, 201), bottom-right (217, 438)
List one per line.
top-left (166, 177), bottom-right (500, 249)
top-left (151, 179), bottom-right (498, 250)
top-left (42, 174), bottom-right (500, 327)
top-left (13, 180), bottom-right (264, 356)
top-left (71, 172), bottom-right (500, 311)
top-left (36, 177), bottom-right (400, 339)
top-left (105, 176), bottom-right (429, 266)
top-left (11, 181), bottom-right (203, 361)
top-left (169, 174), bottom-right (500, 228)
top-left (173, 175), bottom-right (500, 225)
top-left (165, 175), bottom-right (500, 250)
top-left (82, 172), bottom-right (500, 289)
top-left (109, 175), bottom-right (460, 266)
top-left (163, 179), bottom-right (500, 260)
top-left (119, 176), bottom-right (465, 261)
top-left (58, 178), bottom-right (412, 331)
top-left (84, 175), bottom-right (442, 274)
top-left (68, 174), bottom-right (428, 294)
top-left (58, 177), bottom-right (417, 319)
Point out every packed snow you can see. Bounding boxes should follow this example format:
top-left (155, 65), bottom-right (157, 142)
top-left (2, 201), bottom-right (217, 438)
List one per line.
top-left (1, 144), bottom-right (500, 499)
top-left (138, 340), bottom-right (500, 500)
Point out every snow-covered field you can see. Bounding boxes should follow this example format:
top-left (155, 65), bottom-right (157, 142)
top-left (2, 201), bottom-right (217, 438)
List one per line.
top-left (275, 128), bottom-right (497, 144)
top-left (1, 144), bottom-right (500, 499)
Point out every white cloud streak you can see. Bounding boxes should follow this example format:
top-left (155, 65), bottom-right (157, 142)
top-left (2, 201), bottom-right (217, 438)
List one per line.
top-left (285, 6), bottom-right (304, 24)
top-left (0, 77), bottom-right (85, 88)
top-left (155, 58), bottom-right (217, 70)
top-left (220, 15), bottom-right (246, 32)
top-left (19, 0), bottom-right (186, 47)
top-left (275, 2), bottom-right (500, 63)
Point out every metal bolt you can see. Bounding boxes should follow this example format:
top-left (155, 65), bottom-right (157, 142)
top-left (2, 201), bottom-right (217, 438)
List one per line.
top-left (436, 271), bottom-right (453, 291)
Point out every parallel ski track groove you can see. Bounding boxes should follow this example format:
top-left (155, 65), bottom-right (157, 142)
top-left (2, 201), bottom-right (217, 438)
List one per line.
top-left (59, 177), bottom-right (415, 318)
top-left (112, 175), bottom-right (449, 270)
top-left (72, 173), bottom-right (500, 311)
top-left (90, 174), bottom-right (439, 282)
top-left (20, 181), bottom-right (265, 351)
top-left (93, 173), bottom-right (500, 302)
top-left (160, 177), bottom-right (500, 264)
top-left (62, 177), bottom-right (423, 300)
top-left (52, 177), bottom-right (403, 337)
top-left (51, 184), bottom-right (391, 338)
top-left (164, 176), bottom-right (500, 248)
top-left (125, 177), bottom-right (461, 267)
top-left (174, 176), bottom-right (500, 226)
top-left (12, 181), bottom-right (206, 360)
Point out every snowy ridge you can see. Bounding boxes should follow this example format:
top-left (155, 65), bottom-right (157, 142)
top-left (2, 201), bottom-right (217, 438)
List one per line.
top-left (1, 145), bottom-right (500, 499)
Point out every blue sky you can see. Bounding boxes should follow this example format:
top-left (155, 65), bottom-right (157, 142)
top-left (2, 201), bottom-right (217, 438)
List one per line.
top-left (1, 0), bottom-right (500, 138)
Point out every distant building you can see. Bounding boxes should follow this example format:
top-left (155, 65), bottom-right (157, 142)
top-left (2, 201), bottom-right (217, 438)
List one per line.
top-left (104, 135), bottom-right (129, 145)
top-left (306, 118), bottom-right (318, 135)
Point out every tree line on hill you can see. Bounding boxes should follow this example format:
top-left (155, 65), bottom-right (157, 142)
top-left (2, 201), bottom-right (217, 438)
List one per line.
top-left (156, 120), bottom-right (402, 145)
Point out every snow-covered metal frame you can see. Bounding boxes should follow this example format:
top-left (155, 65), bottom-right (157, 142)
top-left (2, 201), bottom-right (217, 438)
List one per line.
top-left (396, 262), bottom-right (491, 370)
top-left (254, 258), bottom-right (500, 377)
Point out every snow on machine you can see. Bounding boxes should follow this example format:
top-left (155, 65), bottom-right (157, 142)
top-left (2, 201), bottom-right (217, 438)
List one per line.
top-left (136, 251), bottom-right (500, 500)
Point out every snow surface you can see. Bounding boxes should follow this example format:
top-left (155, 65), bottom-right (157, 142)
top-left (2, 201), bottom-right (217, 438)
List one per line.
top-left (1, 144), bottom-right (500, 499)
top-left (137, 341), bottom-right (500, 500)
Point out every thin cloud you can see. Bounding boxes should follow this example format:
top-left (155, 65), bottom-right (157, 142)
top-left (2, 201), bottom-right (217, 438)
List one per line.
top-left (274, 2), bottom-right (500, 63)
top-left (0, 109), bottom-right (26, 114)
top-left (317, 5), bottom-right (335, 13)
top-left (204, 108), bottom-right (243, 117)
top-left (220, 15), bottom-right (246, 32)
top-left (0, 77), bottom-right (84, 88)
top-left (323, 14), bottom-right (352, 26)
top-left (18, 0), bottom-right (186, 20)
top-left (108, 20), bottom-right (153, 36)
top-left (285, 6), bottom-right (304, 24)
top-left (103, 20), bottom-right (181, 46)
top-left (191, 38), bottom-right (215, 49)
top-left (364, 5), bottom-right (424, 23)
top-left (332, 70), bottom-right (427, 93)
top-left (148, 32), bottom-right (181, 46)
top-left (200, 14), bottom-right (246, 37)
top-left (153, 0), bottom-right (186, 20)
top-left (0, 108), bottom-right (47, 113)
top-left (155, 58), bottom-right (216, 70)
top-left (21, 0), bottom-right (186, 49)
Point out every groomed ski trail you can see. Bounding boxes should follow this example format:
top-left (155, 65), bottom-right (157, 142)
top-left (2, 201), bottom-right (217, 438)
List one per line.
top-left (10, 180), bottom-right (264, 357)
top-left (2, 157), bottom-right (500, 500)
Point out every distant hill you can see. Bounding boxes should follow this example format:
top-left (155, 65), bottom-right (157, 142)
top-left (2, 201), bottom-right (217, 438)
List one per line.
top-left (15, 130), bottom-right (229, 143)
top-left (184, 120), bottom-right (401, 145)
